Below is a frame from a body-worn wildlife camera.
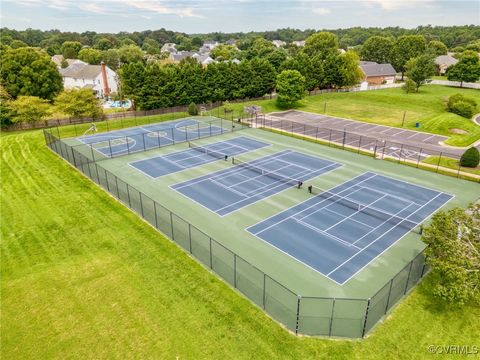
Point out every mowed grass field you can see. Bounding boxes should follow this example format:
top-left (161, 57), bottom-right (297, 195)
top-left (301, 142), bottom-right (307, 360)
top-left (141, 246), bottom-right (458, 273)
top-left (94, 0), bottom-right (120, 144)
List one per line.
top-left (2, 129), bottom-right (480, 359)
top-left (220, 85), bottom-right (480, 147)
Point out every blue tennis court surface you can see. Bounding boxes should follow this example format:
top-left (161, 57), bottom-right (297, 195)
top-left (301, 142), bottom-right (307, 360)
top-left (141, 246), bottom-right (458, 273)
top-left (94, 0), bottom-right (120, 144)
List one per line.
top-left (172, 150), bottom-right (341, 216)
top-left (130, 136), bottom-right (269, 178)
top-left (77, 118), bottom-right (229, 157)
top-left (247, 172), bottom-right (453, 284)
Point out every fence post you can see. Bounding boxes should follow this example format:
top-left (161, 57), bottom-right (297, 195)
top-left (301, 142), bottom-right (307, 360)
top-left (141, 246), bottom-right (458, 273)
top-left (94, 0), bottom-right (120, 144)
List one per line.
top-left (295, 295), bottom-right (301, 335)
top-left (126, 183), bottom-right (132, 208)
top-left (262, 274), bottom-right (266, 309)
top-left (436, 152), bottom-right (443, 173)
top-left (126, 136), bottom-right (131, 154)
top-left (188, 224), bottom-right (192, 253)
top-left (114, 176), bottom-right (120, 199)
top-left (170, 212), bottom-right (175, 240)
top-left (362, 299), bottom-right (371, 337)
top-left (209, 237), bottom-right (213, 269)
top-left (233, 254), bottom-right (237, 288)
top-left (404, 261), bottom-right (414, 294)
top-left (416, 149), bottom-right (423, 168)
top-left (153, 201), bottom-right (159, 229)
top-left (398, 144), bottom-right (404, 163)
top-left (142, 133), bottom-right (147, 151)
top-left (139, 192), bottom-right (144, 218)
top-left (328, 299), bottom-right (336, 336)
top-left (108, 139), bottom-right (113, 158)
top-left (384, 279), bottom-right (394, 313)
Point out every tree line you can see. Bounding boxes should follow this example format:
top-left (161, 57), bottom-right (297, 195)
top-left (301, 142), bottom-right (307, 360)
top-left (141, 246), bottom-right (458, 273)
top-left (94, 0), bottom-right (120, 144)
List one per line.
top-left (2, 25), bottom-right (479, 54)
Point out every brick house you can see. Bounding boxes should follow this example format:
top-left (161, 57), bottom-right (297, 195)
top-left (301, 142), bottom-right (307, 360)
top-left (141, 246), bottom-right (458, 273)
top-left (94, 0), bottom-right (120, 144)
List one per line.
top-left (359, 61), bottom-right (397, 85)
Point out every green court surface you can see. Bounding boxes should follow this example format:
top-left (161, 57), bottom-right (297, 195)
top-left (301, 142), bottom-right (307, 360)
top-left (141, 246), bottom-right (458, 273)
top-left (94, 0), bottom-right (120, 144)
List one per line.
top-left (46, 117), bottom-right (479, 337)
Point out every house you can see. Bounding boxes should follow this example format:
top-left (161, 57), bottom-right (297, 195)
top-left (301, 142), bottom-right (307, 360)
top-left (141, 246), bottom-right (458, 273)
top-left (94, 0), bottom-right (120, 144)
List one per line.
top-left (359, 62), bottom-right (397, 85)
top-left (51, 55), bottom-right (86, 69)
top-left (225, 39), bottom-right (237, 46)
top-left (198, 45), bottom-right (212, 54)
top-left (291, 40), bottom-right (305, 47)
top-left (170, 51), bottom-right (198, 63)
top-left (59, 61), bottom-right (118, 98)
top-left (272, 40), bottom-right (286, 48)
top-left (202, 41), bottom-right (219, 51)
top-left (435, 53), bottom-right (458, 74)
top-left (161, 43), bottom-right (177, 53)
top-left (192, 54), bottom-right (215, 66)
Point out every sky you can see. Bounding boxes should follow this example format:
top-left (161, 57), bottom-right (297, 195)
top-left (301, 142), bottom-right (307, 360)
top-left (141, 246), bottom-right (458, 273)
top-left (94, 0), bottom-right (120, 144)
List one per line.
top-left (1, 0), bottom-right (479, 34)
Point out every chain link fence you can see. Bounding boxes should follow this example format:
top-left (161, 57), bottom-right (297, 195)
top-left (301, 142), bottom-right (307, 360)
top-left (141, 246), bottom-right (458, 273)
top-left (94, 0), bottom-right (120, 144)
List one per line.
top-left (253, 116), bottom-right (479, 183)
top-left (43, 124), bottom-right (430, 338)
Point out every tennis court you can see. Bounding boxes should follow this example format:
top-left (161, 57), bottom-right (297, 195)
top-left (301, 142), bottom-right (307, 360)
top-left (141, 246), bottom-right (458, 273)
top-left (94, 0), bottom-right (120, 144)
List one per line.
top-left (129, 136), bottom-right (269, 178)
top-left (172, 150), bottom-right (341, 216)
top-left (77, 118), bottom-right (229, 157)
top-left (247, 172), bottom-right (453, 284)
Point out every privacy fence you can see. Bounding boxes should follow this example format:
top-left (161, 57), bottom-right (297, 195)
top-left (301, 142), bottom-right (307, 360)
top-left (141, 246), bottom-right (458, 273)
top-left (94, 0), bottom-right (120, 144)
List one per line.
top-left (254, 116), bottom-right (480, 183)
top-left (43, 120), bottom-right (430, 339)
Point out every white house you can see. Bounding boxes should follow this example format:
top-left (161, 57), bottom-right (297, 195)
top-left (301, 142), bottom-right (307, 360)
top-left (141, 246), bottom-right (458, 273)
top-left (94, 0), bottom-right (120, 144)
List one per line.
top-left (59, 62), bottom-right (118, 98)
top-left (161, 43), bottom-right (177, 53)
top-left (291, 40), bottom-right (305, 47)
top-left (51, 55), bottom-right (86, 69)
top-left (272, 40), bottom-right (286, 48)
top-left (192, 54), bottom-right (215, 66)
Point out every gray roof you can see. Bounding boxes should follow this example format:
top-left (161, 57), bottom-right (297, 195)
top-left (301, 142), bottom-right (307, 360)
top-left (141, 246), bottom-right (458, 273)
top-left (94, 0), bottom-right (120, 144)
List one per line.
top-left (171, 51), bottom-right (197, 62)
top-left (59, 63), bottom-right (103, 79)
top-left (435, 54), bottom-right (458, 66)
top-left (193, 54), bottom-right (214, 64)
top-left (360, 63), bottom-right (396, 77)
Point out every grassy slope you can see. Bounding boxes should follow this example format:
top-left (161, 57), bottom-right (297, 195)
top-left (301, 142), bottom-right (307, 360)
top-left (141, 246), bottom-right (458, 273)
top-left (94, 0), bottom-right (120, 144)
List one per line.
top-left (2, 129), bottom-right (479, 359)
top-left (220, 85), bottom-right (480, 147)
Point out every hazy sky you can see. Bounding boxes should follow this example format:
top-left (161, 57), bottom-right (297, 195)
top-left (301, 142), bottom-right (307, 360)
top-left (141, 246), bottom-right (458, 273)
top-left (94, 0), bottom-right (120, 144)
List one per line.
top-left (1, 0), bottom-right (479, 34)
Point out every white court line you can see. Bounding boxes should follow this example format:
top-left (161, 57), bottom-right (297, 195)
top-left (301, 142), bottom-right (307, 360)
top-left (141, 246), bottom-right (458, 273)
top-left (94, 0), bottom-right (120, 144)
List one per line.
top-left (322, 207), bottom-right (375, 229)
top-left (250, 173), bottom-right (377, 236)
top-left (423, 134), bottom-right (438, 142)
top-left (172, 150), bottom-right (293, 190)
top-left (295, 219), bottom-right (362, 249)
top-left (211, 178), bottom-right (248, 197)
top-left (215, 162), bottom-right (341, 216)
top-left (350, 202), bottom-right (417, 246)
top-left (327, 192), bottom-right (444, 276)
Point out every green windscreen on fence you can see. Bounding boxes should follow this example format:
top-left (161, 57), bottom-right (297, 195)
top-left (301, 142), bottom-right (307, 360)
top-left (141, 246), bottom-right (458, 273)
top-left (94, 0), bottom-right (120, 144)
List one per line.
top-left (235, 256), bottom-right (264, 308)
top-left (171, 214), bottom-right (191, 251)
top-left (298, 297), bottom-right (334, 336)
top-left (190, 226), bottom-right (212, 268)
top-left (330, 298), bottom-right (368, 338)
top-left (211, 240), bottom-right (235, 286)
top-left (264, 276), bottom-right (298, 331)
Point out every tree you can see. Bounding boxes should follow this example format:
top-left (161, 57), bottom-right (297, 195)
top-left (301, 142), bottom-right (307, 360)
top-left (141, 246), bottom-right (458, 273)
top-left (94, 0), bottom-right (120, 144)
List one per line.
top-left (0, 47), bottom-right (63, 100)
top-left (338, 50), bottom-right (363, 87)
top-left (427, 40), bottom-right (448, 56)
top-left (117, 45), bottom-right (144, 64)
top-left (276, 70), bottom-right (305, 108)
top-left (188, 102), bottom-right (198, 116)
top-left (422, 203), bottom-right (480, 305)
top-left (0, 85), bottom-right (13, 126)
top-left (210, 44), bottom-right (239, 61)
top-left (142, 38), bottom-right (160, 55)
top-left (303, 32), bottom-right (338, 59)
top-left (78, 48), bottom-right (103, 64)
top-left (55, 89), bottom-right (103, 119)
top-left (402, 79), bottom-right (416, 93)
top-left (447, 93), bottom-right (477, 118)
top-left (9, 96), bottom-right (51, 123)
top-left (405, 54), bottom-right (436, 92)
top-left (361, 36), bottom-right (394, 64)
top-left (61, 41), bottom-right (82, 59)
top-left (391, 35), bottom-right (426, 79)
top-left (460, 147), bottom-right (480, 168)
top-left (10, 40), bottom-right (28, 49)
top-left (94, 37), bottom-right (114, 50)
top-left (446, 50), bottom-right (480, 86)
top-left (102, 48), bottom-right (120, 70)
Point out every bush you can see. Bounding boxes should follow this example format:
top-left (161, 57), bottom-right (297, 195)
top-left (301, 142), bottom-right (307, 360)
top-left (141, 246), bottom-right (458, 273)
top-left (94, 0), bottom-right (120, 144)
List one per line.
top-left (402, 79), bottom-right (416, 93)
top-left (449, 101), bottom-right (475, 118)
top-left (447, 93), bottom-right (477, 109)
top-left (447, 94), bottom-right (477, 118)
top-left (188, 102), bottom-right (198, 116)
top-left (460, 147), bottom-right (480, 168)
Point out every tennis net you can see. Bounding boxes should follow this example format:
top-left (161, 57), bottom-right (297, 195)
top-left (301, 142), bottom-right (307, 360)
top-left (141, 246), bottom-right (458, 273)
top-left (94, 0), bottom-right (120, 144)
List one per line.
top-left (188, 141), bottom-right (227, 160)
top-left (232, 157), bottom-right (302, 187)
top-left (307, 185), bottom-right (422, 234)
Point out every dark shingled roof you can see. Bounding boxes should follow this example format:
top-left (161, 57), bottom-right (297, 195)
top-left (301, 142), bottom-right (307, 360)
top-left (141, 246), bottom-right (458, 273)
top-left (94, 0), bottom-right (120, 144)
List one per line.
top-left (360, 63), bottom-right (397, 77)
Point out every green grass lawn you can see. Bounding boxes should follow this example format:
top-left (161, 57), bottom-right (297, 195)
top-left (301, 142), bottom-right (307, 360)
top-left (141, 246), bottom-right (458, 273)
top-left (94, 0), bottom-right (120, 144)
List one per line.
top-left (2, 129), bottom-right (479, 359)
top-left (219, 85), bottom-right (480, 147)
top-left (422, 155), bottom-right (480, 175)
